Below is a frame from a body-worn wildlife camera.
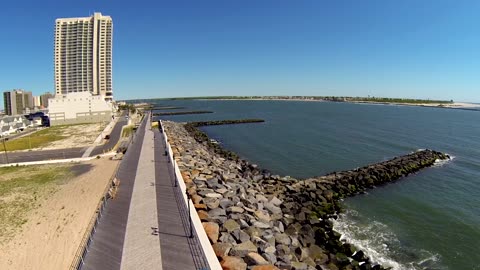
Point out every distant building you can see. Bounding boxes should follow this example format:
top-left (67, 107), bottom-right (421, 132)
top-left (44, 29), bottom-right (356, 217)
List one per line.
top-left (48, 92), bottom-right (113, 126)
top-left (33, 96), bottom-right (41, 108)
top-left (0, 115), bottom-right (32, 136)
top-left (40, 92), bottom-right (53, 108)
top-left (25, 112), bottom-right (50, 127)
top-left (3, 89), bottom-right (33, 115)
top-left (54, 12), bottom-right (113, 101)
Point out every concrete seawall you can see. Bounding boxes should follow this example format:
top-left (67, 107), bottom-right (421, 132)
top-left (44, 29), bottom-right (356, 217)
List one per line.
top-left (164, 120), bottom-right (450, 270)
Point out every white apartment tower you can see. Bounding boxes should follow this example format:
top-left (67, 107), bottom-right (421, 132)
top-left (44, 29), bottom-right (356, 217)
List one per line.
top-left (54, 13), bottom-right (113, 101)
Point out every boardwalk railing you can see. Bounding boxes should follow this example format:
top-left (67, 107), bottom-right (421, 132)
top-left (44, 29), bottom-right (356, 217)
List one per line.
top-left (69, 146), bottom-right (126, 269)
top-left (160, 120), bottom-right (222, 270)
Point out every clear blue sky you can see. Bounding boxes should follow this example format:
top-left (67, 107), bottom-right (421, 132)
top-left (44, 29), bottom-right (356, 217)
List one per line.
top-left (1, 0), bottom-right (479, 102)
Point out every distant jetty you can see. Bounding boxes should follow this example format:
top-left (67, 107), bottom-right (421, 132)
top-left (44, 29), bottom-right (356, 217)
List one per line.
top-left (153, 110), bottom-right (213, 116)
top-left (184, 119), bottom-right (265, 160)
top-left (163, 120), bottom-right (449, 270)
top-left (186, 119), bottom-right (265, 127)
top-left (152, 106), bottom-right (186, 110)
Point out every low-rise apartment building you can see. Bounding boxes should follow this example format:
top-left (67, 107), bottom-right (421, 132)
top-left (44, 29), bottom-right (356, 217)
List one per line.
top-left (48, 92), bottom-right (114, 126)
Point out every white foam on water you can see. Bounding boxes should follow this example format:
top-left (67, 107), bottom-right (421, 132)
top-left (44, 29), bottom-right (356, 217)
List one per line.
top-left (332, 209), bottom-right (445, 270)
top-left (433, 153), bottom-right (455, 167)
top-left (412, 150), bottom-right (454, 167)
top-left (415, 252), bottom-right (441, 266)
top-left (332, 213), bottom-right (408, 270)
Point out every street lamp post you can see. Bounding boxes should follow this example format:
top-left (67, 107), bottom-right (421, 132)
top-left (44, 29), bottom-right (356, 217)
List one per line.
top-left (2, 138), bottom-right (9, 164)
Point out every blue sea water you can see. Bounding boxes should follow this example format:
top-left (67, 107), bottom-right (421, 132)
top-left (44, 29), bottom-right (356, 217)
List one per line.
top-left (152, 99), bottom-right (480, 269)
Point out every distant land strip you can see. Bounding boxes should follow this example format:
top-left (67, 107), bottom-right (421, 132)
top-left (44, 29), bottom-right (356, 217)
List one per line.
top-left (153, 110), bottom-right (213, 116)
top-left (166, 95), bottom-right (453, 104)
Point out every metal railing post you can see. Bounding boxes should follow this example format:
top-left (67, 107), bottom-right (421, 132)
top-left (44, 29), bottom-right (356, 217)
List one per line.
top-left (2, 138), bottom-right (9, 164)
top-left (173, 159), bottom-right (177, 187)
top-left (186, 190), bottom-right (193, 238)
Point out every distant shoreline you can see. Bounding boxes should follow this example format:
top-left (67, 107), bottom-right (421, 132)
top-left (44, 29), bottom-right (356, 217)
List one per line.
top-left (192, 97), bottom-right (480, 110)
top-left (128, 96), bottom-right (480, 111)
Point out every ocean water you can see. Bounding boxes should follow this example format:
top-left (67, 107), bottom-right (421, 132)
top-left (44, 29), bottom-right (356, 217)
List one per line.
top-left (152, 99), bottom-right (480, 269)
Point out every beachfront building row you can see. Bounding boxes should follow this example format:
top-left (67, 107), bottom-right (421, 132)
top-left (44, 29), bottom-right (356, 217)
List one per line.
top-left (3, 89), bottom-right (33, 115)
top-left (0, 115), bottom-right (35, 137)
top-left (2, 90), bottom-right (54, 116)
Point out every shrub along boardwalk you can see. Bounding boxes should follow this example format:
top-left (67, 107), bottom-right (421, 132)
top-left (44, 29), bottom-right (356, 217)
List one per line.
top-left (81, 113), bottom-right (201, 270)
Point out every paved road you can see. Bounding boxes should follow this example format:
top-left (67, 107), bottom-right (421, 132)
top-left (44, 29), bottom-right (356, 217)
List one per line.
top-left (0, 147), bottom-right (86, 164)
top-left (0, 116), bottom-right (128, 164)
top-left (91, 117), bottom-right (128, 156)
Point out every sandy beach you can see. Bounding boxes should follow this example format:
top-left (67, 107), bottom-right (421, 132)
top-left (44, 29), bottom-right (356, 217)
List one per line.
top-left (0, 158), bottom-right (119, 270)
top-left (351, 101), bottom-right (480, 108)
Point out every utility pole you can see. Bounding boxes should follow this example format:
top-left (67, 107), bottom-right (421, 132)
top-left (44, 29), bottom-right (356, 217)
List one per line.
top-left (2, 138), bottom-right (9, 164)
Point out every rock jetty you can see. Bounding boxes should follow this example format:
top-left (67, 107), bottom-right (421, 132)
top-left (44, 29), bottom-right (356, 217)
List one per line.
top-left (185, 119), bottom-right (265, 161)
top-left (163, 120), bottom-right (449, 270)
top-left (153, 110), bottom-right (213, 116)
top-left (152, 106), bottom-right (186, 110)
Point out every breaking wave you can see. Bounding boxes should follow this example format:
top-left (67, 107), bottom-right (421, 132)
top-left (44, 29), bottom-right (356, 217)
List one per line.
top-left (433, 153), bottom-right (454, 167)
top-left (332, 209), bottom-right (447, 270)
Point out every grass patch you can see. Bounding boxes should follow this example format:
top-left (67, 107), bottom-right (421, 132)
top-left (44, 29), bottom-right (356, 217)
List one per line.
top-left (151, 122), bottom-right (159, 128)
top-left (122, 125), bottom-right (134, 138)
top-left (0, 127), bottom-right (68, 151)
top-left (0, 133), bottom-right (65, 151)
top-left (0, 123), bottom-right (103, 151)
top-left (0, 164), bottom-right (73, 241)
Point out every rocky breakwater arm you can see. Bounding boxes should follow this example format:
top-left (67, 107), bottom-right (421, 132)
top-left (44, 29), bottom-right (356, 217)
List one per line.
top-left (163, 120), bottom-right (450, 270)
top-left (152, 106), bottom-right (186, 110)
top-left (184, 119), bottom-right (265, 161)
top-left (263, 150), bottom-right (450, 270)
top-left (153, 110), bottom-right (214, 116)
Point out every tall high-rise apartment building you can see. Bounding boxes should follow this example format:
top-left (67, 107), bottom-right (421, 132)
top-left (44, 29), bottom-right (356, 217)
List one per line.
top-left (54, 13), bottom-right (113, 101)
top-left (3, 89), bottom-right (33, 115)
top-left (40, 92), bottom-right (53, 108)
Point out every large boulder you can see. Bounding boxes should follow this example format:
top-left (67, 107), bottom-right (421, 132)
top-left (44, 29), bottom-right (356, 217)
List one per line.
top-left (202, 222), bottom-right (219, 243)
top-left (220, 256), bottom-right (247, 270)
top-left (251, 265), bottom-right (280, 270)
top-left (212, 242), bottom-right (232, 258)
top-left (309, 244), bottom-right (328, 264)
top-left (230, 240), bottom-right (257, 257)
top-left (223, 219), bottom-right (241, 232)
top-left (245, 252), bottom-right (269, 265)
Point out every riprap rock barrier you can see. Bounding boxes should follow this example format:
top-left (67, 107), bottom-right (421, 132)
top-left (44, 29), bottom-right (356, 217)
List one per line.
top-left (163, 120), bottom-right (449, 270)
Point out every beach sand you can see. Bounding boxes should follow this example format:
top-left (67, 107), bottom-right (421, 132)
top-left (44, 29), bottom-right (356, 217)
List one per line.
top-left (0, 158), bottom-right (119, 270)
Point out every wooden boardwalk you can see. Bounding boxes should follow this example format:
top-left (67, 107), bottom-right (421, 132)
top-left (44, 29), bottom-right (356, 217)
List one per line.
top-left (153, 127), bottom-right (197, 270)
top-left (120, 116), bottom-right (162, 269)
top-left (81, 114), bottom-right (206, 270)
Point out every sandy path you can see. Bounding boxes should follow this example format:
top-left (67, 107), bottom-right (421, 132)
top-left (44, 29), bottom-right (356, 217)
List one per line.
top-left (0, 158), bottom-right (119, 270)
